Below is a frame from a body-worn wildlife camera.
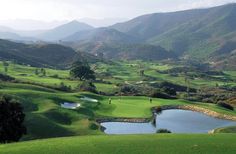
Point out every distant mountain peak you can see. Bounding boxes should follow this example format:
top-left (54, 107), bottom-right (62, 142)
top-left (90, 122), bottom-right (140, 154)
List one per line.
top-left (37, 21), bottom-right (94, 41)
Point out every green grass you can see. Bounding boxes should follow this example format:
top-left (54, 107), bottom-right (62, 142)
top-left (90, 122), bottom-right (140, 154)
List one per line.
top-left (2, 60), bottom-right (236, 93)
top-left (1, 60), bottom-right (236, 143)
top-left (0, 134), bottom-right (236, 154)
top-left (0, 61), bottom-right (80, 88)
top-left (96, 96), bottom-right (189, 118)
top-left (1, 82), bottom-right (235, 140)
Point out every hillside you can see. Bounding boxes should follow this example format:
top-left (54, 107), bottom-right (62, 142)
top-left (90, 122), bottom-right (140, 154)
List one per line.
top-left (70, 42), bottom-right (174, 60)
top-left (0, 134), bottom-right (236, 154)
top-left (62, 27), bottom-right (174, 60)
top-left (111, 8), bottom-right (209, 40)
top-left (63, 27), bottom-right (139, 44)
top-left (38, 20), bottom-right (94, 41)
top-left (0, 31), bottom-right (37, 41)
top-left (111, 3), bottom-right (236, 68)
top-left (0, 39), bottom-right (80, 68)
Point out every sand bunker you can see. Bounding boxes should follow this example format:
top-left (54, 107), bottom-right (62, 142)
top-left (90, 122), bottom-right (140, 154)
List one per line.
top-left (80, 97), bottom-right (98, 103)
top-left (61, 102), bottom-right (80, 109)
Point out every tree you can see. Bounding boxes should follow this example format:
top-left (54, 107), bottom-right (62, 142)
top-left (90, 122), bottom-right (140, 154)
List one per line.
top-left (0, 96), bottom-right (26, 143)
top-left (139, 69), bottom-right (145, 76)
top-left (3, 61), bottom-right (9, 74)
top-left (40, 68), bottom-right (46, 76)
top-left (34, 69), bottom-right (39, 76)
top-left (70, 61), bottom-right (95, 81)
top-left (4, 66), bottom-right (8, 73)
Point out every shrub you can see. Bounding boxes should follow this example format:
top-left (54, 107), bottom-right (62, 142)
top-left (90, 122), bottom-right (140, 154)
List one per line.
top-left (0, 73), bottom-right (15, 81)
top-left (0, 96), bottom-right (27, 143)
top-left (156, 129), bottom-right (171, 133)
top-left (163, 87), bottom-right (176, 96)
top-left (155, 107), bottom-right (163, 114)
top-left (151, 90), bottom-right (176, 99)
top-left (120, 85), bottom-right (139, 95)
top-left (217, 102), bottom-right (234, 111)
top-left (58, 82), bottom-right (71, 92)
top-left (89, 123), bottom-right (99, 130)
top-left (50, 74), bottom-right (59, 78)
top-left (202, 98), bottom-right (215, 103)
top-left (78, 81), bottom-right (97, 93)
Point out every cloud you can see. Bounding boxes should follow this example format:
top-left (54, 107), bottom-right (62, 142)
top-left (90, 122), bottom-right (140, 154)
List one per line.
top-left (175, 0), bottom-right (236, 10)
top-left (0, 0), bottom-right (235, 22)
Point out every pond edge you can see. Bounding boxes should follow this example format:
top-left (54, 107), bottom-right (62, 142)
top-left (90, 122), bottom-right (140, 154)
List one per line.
top-left (96, 105), bottom-right (236, 124)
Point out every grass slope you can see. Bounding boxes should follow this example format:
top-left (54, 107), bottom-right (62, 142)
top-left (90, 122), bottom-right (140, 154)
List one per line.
top-left (214, 126), bottom-right (236, 133)
top-left (0, 134), bottom-right (236, 154)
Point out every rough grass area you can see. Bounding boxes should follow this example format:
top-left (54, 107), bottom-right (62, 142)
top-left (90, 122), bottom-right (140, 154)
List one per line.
top-left (0, 134), bottom-right (236, 154)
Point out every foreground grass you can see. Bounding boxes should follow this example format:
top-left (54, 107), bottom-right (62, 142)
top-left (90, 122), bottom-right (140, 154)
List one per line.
top-left (0, 134), bottom-right (236, 154)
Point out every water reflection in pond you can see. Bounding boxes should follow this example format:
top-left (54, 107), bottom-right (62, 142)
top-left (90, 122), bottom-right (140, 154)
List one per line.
top-left (101, 110), bottom-right (236, 134)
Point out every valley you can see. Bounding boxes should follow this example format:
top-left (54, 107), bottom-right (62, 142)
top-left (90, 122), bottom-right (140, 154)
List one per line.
top-left (0, 60), bottom-right (236, 141)
top-left (1, 2), bottom-right (236, 154)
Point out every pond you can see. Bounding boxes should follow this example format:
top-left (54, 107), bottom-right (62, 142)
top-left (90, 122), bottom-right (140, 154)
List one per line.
top-left (101, 109), bottom-right (236, 134)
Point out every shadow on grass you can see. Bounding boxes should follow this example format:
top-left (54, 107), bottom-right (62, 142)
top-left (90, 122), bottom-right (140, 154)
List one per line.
top-left (23, 113), bottom-right (74, 141)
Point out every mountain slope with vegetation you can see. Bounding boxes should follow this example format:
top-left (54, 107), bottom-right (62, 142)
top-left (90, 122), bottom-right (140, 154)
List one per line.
top-left (38, 20), bottom-right (94, 41)
top-left (71, 42), bottom-right (174, 60)
top-left (0, 39), bottom-right (92, 68)
top-left (63, 27), bottom-right (139, 44)
top-left (111, 3), bottom-right (236, 68)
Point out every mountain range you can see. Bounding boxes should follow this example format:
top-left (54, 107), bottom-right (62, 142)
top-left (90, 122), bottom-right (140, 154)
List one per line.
top-left (37, 20), bottom-right (94, 41)
top-left (0, 3), bottom-right (236, 69)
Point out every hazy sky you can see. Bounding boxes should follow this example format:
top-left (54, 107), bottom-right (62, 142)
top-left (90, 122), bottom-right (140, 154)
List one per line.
top-left (0, 0), bottom-right (236, 30)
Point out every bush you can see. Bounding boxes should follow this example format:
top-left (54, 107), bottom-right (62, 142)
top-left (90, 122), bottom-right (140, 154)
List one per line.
top-left (50, 74), bottom-right (59, 78)
top-left (120, 85), bottom-right (139, 95)
top-left (0, 73), bottom-right (15, 81)
top-left (58, 82), bottom-right (71, 92)
top-left (151, 90), bottom-right (176, 99)
top-left (0, 96), bottom-right (27, 143)
top-left (217, 102), bottom-right (234, 111)
top-left (159, 81), bottom-right (196, 93)
top-left (163, 87), bottom-right (176, 96)
top-left (156, 129), bottom-right (171, 133)
top-left (78, 81), bottom-right (97, 93)
top-left (89, 123), bottom-right (99, 130)
top-left (202, 98), bottom-right (215, 103)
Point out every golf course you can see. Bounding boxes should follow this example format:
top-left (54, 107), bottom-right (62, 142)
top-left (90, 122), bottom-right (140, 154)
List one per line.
top-left (0, 59), bottom-right (236, 153)
top-left (2, 2), bottom-right (236, 153)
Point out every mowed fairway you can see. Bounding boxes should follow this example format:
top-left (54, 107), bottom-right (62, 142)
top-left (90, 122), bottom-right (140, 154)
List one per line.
top-left (0, 134), bottom-right (236, 154)
top-left (97, 96), bottom-right (190, 118)
top-left (96, 96), bottom-right (236, 118)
